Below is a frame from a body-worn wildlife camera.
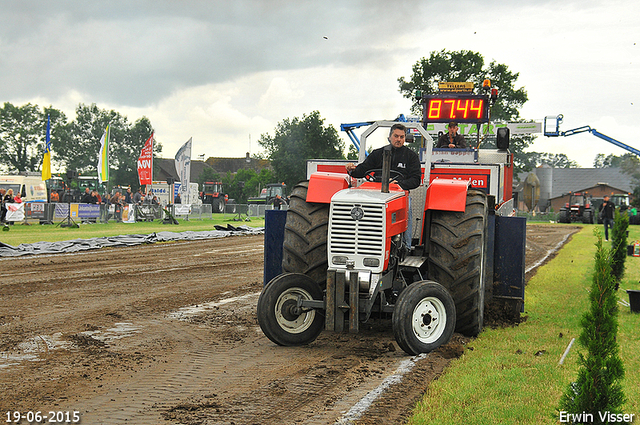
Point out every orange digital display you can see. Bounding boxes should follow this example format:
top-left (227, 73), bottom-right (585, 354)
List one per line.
top-left (423, 95), bottom-right (489, 123)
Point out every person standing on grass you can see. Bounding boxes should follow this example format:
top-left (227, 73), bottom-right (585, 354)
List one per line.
top-left (133, 188), bottom-right (143, 205)
top-left (0, 188), bottom-right (6, 223)
top-left (600, 195), bottom-right (615, 241)
top-left (124, 187), bottom-right (133, 204)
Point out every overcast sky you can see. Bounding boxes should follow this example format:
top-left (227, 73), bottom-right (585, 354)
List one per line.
top-left (2, 0), bottom-right (639, 169)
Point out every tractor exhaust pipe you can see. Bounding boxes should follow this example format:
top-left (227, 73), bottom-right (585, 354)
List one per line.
top-left (381, 145), bottom-right (391, 193)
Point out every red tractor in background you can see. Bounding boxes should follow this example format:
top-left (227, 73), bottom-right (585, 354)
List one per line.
top-left (258, 84), bottom-right (526, 355)
top-left (201, 181), bottom-right (234, 213)
top-left (557, 192), bottom-right (595, 224)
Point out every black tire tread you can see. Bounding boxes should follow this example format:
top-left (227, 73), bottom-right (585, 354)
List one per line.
top-left (257, 273), bottom-right (324, 346)
top-left (282, 181), bottom-right (329, 286)
top-left (427, 190), bottom-right (487, 336)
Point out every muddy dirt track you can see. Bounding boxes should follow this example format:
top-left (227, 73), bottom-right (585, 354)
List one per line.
top-left (0, 224), bottom-right (579, 425)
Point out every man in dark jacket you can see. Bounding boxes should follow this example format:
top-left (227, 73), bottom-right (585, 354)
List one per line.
top-left (133, 189), bottom-right (143, 204)
top-left (345, 123), bottom-right (421, 190)
top-left (81, 187), bottom-right (92, 203)
top-left (600, 195), bottom-right (616, 241)
top-left (437, 121), bottom-right (466, 148)
top-left (272, 194), bottom-right (287, 210)
top-left (124, 188), bottom-right (133, 204)
top-left (345, 123), bottom-right (421, 247)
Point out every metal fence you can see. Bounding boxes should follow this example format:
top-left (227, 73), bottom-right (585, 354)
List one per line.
top-left (20, 202), bottom-right (219, 224)
top-left (515, 211), bottom-right (559, 222)
top-left (168, 203), bottom-right (213, 220)
top-left (223, 203), bottom-right (288, 221)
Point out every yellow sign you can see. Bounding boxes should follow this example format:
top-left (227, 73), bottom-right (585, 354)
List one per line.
top-left (438, 82), bottom-right (474, 93)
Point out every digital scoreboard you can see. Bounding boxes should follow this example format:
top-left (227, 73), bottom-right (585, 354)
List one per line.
top-left (422, 94), bottom-right (490, 124)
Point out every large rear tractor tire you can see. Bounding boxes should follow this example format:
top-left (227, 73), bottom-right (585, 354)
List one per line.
top-left (282, 181), bottom-right (330, 287)
top-left (392, 281), bottom-right (456, 355)
top-left (582, 209), bottom-right (593, 224)
top-left (257, 273), bottom-right (324, 346)
top-left (427, 189), bottom-right (488, 337)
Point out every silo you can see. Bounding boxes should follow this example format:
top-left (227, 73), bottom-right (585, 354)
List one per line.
top-left (535, 166), bottom-right (554, 212)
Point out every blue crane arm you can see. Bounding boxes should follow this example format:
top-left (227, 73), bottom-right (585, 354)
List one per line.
top-left (560, 125), bottom-right (640, 157)
top-left (340, 122), bottom-right (375, 157)
top-left (589, 129), bottom-right (640, 157)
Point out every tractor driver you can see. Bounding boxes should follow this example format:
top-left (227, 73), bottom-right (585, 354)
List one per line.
top-left (437, 121), bottom-right (466, 148)
top-left (345, 123), bottom-right (421, 191)
top-left (345, 123), bottom-right (422, 247)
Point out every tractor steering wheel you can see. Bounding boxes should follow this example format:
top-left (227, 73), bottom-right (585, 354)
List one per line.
top-left (363, 169), bottom-right (405, 184)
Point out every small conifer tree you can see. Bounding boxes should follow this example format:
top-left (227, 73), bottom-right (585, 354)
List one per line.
top-left (558, 231), bottom-right (625, 422)
top-left (610, 209), bottom-right (629, 286)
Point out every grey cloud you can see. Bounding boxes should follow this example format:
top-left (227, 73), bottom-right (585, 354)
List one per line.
top-left (0, 0), bottom-right (433, 107)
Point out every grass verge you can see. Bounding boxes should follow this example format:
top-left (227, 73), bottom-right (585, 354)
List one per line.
top-left (0, 214), bottom-right (265, 246)
top-left (408, 223), bottom-right (640, 425)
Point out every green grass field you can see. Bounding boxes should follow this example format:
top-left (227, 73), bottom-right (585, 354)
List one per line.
top-left (408, 223), bottom-right (640, 425)
top-left (0, 214), bottom-right (265, 246)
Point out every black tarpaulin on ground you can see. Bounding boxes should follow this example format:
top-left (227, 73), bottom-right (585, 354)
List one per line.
top-left (0, 225), bottom-right (265, 257)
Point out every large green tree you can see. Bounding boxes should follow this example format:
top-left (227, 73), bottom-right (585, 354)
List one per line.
top-left (398, 50), bottom-right (528, 121)
top-left (53, 103), bottom-right (160, 189)
top-left (398, 49), bottom-right (540, 175)
top-left (258, 111), bottom-right (345, 188)
top-left (221, 168), bottom-right (274, 203)
top-left (0, 102), bottom-right (68, 173)
top-left (0, 101), bottom-right (160, 190)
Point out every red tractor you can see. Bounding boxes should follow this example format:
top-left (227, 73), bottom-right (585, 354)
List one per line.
top-left (201, 181), bottom-right (233, 213)
top-left (557, 192), bottom-right (594, 224)
top-left (258, 90), bottom-right (526, 355)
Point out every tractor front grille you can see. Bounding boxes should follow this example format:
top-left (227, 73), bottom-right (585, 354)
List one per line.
top-left (329, 203), bottom-right (385, 256)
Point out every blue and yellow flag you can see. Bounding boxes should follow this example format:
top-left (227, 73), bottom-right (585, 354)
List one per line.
top-left (42, 114), bottom-right (52, 181)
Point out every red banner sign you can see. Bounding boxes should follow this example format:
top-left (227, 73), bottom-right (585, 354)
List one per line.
top-left (137, 134), bottom-right (154, 185)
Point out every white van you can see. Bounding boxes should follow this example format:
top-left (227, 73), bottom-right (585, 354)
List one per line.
top-left (0, 174), bottom-right (48, 202)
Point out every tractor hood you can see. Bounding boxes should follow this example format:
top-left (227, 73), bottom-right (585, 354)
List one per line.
top-left (331, 185), bottom-right (405, 204)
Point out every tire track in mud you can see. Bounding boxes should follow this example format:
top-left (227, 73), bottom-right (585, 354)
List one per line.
top-left (70, 315), bottom-right (263, 424)
top-left (67, 294), bottom-right (410, 425)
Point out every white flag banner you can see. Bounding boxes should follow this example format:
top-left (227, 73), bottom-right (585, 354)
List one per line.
top-left (6, 203), bottom-right (25, 222)
top-left (174, 138), bottom-right (192, 199)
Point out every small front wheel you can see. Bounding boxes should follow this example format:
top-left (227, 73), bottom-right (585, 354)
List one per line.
top-left (257, 273), bottom-right (324, 346)
top-left (393, 281), bottom-right (456, 355)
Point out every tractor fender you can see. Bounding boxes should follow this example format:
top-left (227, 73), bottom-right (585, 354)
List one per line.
top-left (425, 178), bottom-right (470, 212)
top-left (306, 172), bottom-right (351, 204)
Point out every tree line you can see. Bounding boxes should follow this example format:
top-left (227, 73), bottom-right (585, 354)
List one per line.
top-left (0, 102), bottom-right (160, 189)
top-left (2, 49), bottom-right (638, 204)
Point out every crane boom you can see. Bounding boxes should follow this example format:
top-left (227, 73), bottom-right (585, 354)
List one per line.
top-left (544, 114), bottom-right (640, 157)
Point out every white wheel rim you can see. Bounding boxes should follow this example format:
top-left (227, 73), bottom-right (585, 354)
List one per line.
top-left (275, 287), bottom-right (316, 334)
top-left (412, 296), bottom-right (447, 344)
